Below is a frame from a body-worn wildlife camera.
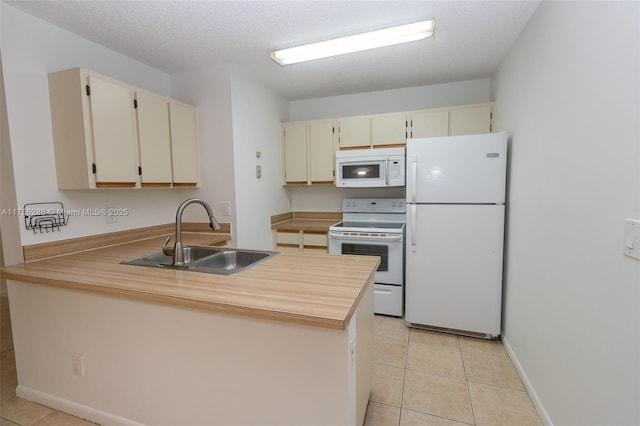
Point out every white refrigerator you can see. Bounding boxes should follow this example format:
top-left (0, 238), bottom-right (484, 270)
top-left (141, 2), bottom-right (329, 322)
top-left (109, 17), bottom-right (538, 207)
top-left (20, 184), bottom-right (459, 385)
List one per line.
top-left (405, 131), bottom-right (508, 338)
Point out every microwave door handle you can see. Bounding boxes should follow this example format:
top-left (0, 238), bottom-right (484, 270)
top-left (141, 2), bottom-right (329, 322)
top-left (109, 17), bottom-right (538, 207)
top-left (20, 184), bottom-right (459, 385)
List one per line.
top-left (385, 157), bottom-right (390, 186)
top-left (410, 154), bottom-right (417, 203)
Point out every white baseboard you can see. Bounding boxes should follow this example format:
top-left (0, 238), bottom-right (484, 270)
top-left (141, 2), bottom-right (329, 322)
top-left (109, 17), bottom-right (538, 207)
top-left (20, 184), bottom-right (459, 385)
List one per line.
top-left (502, 335), bottom-right (553, 426)
top-left (16, 385), bottom-right (143, 426)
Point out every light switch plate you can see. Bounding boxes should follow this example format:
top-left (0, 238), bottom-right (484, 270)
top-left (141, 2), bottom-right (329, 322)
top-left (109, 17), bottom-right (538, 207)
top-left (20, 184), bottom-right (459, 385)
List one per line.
top-left (623, 218), bottom-right (640, 261)
top-left (222, 201), bottom-right (231, 217)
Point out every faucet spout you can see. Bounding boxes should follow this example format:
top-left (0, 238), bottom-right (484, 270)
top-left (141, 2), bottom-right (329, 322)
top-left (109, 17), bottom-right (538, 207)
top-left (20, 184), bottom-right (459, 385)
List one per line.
top-left (171, 198), bottom-right (221, 266)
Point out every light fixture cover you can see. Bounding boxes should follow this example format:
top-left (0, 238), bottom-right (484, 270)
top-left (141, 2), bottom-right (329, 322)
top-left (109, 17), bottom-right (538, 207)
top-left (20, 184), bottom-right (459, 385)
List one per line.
top-left (271, 19), bottom-right (435, 66)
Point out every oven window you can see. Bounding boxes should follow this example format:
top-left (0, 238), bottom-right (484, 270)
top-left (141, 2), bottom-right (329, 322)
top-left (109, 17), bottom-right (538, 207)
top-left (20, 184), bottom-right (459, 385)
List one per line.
top-left (341, 244), bottom-right (388, 271)
top-left (342, 164), bottom-right (380, 179)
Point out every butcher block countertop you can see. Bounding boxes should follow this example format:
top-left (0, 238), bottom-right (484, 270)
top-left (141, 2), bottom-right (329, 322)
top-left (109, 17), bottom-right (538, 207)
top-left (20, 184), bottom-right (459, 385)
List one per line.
top-left (0, 235), bottom-right (379, 330)
top-left (271, 211), bottom-right (342, 232)
top-left (271, 219), bottom-right (340, 232)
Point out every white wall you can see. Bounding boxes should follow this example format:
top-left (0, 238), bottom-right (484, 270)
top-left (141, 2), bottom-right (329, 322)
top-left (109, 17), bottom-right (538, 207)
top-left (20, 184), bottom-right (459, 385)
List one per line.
top-left (229, 68), bottom-right (290, 249)
top-left (289, 78), bottom-right (491, 121)
top-left (170, 65), bottom-right (291, 250)
top-left (0, 50), bottom-right (23, 296)
top-left (492, 2), bottom-right (640, 425)
top-left (287, 79), bottom-right (492, 211)
top-left (169, 65), bottom-right (237, 237)
top-left (1, 4), bottom-right (188, 246)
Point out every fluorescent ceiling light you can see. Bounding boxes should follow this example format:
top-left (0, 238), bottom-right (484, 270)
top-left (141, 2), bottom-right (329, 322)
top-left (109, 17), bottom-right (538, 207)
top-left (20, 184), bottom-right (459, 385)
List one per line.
top-left (270, 19), bottom-right (435, 66)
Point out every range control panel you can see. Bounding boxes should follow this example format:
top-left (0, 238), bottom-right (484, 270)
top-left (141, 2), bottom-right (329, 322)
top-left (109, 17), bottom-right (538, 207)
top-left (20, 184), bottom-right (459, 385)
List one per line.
top-left (342, 198), bottom-right (406, 213)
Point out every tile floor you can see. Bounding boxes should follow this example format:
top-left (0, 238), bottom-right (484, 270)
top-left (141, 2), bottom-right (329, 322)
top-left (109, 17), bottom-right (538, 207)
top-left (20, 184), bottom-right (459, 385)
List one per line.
top-left (364, 315), bottom-right (542, 426)
top-left (0, 296), bottom-right (542, 425)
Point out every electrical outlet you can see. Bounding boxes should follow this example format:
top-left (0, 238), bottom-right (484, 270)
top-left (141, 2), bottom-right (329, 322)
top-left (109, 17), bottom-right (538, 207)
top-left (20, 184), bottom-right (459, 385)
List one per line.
top-left (72, 353), bottom-right (85, 376)
top-left (349, 335), bottom-right (356, 365)
top-left (106, 207), bottom-right (117, 224)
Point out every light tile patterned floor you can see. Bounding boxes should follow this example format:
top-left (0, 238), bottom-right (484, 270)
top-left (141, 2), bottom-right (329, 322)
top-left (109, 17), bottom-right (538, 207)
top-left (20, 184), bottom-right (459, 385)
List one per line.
top-left (0, 296), bottom-right (542, 425)
top-left (364, 314), bottom-right (543, 426)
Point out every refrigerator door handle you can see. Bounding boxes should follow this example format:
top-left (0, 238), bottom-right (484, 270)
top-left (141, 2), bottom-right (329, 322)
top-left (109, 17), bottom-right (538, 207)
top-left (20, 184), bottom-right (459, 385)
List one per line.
top-left (410, 154), bottom-right (417, 203)
top-left (410, 203), bottom-right (417, 252)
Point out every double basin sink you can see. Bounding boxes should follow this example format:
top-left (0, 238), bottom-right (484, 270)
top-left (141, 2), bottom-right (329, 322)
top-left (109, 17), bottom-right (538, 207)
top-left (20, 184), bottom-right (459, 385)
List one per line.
top-left (122, 246), bottom-right (278, 275)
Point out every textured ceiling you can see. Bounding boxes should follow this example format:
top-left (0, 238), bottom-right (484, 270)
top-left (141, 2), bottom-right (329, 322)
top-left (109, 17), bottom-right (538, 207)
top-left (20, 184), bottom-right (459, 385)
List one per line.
top-left (5, 0), bottom-right (540, 100)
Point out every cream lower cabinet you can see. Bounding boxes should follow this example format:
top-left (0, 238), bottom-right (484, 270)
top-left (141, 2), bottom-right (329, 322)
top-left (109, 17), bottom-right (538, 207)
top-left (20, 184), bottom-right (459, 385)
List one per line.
top-left (274, 230), bottom-right (301, 252)
top-left (48, 67), bottom-right (200, 189)
top-left (302, 231), bottom-right (329, 252)
top-left (273, 230), bottom-right (328, 253)
top-left (282, 119), bottom-right (335, 185)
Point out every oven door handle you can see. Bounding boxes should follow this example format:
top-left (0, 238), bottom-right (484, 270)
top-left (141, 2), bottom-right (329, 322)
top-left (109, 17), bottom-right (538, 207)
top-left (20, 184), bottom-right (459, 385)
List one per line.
top-left (328, 231), bottom-right (403, 243)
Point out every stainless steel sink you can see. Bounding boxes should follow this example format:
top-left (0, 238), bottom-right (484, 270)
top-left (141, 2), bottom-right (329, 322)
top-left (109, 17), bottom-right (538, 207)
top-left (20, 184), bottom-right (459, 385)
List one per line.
top-left (121, 246), bottom-right (278, 275)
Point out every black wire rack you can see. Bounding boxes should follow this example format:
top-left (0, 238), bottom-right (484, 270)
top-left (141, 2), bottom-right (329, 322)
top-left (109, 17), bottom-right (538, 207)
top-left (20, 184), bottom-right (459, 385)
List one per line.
top-left (23, 202), bottom-right (68, 234)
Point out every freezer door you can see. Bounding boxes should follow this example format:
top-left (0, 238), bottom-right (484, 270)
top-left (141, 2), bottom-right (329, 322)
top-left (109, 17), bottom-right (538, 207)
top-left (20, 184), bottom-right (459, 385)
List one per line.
top-left (405, 204), bottom-right (504, 336)
top-left (406, 132), bottom-right (507, 204)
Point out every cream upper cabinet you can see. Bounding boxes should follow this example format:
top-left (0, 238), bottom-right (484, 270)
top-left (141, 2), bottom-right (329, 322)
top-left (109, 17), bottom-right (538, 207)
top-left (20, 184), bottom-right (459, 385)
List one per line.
top-left (410, 103), bottom-right (493, 139)
top-left (87, 75), bottom-right (139, 187)
top-left (170, 101), bottom-right (200, 187)
top-left (449, 104), bottom-right (493, 136)
top-left (371, 112), bottom-right (407, 147)
top-left (282, 122), bottom-right (308, 184)
top-left (48, 68), bottom-right (139, 189)
top-left (136, 91), bottom-right (172, 187)
top-left (48, 67), bottom-right (200, 189)
top-left (308, 120), bottom-right (336, 184)
top-left (410, 109), bottom-right (449, 138)
top-left (338, 113), bottom-right (407, 149)
top-left (282, 119), bottom-right (335, 185)
top-left (337, 116), bottom-right (371, 149)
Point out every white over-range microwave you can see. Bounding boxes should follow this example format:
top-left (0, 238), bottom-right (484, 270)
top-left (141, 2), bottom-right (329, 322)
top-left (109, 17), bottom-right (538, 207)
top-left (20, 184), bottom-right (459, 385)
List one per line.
top-left (335, 147), bottom-right (405, 188)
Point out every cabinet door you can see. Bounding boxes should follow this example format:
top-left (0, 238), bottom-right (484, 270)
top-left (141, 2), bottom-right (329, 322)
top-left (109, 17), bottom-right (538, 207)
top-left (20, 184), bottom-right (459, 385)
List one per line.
top-left (282, 122), bottom-right (308, 184)
top-left (308, 120), bottom-right (335, 184)
top-left (449, 104), bottom-right (492, 136)
top-left (170, 102), bottom-right (200, 186)
top-left (88, 75), bottom-right (138, 187)
top-left (410, 110), bottom-right (449, 138)
top-left (338, 116), bottom-right (371, 149)
top-left (371, 112), bottom-right (407, 147)
top-left (136, 92), bottom-right (172, 187)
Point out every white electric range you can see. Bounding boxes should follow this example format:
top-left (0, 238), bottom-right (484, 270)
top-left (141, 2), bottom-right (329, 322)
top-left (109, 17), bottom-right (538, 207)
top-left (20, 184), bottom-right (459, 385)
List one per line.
top-left (328, 198), bottom-right (406, 317)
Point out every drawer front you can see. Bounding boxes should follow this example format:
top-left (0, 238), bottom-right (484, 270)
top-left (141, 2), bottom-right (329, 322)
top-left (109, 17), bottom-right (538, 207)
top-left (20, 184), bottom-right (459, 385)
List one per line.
top-left (374, 284), bottom-right (403, 317)
top-left (302, 232), bottom-right (327, 247)
top-left (276, 231), bottom-right (300, 245)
